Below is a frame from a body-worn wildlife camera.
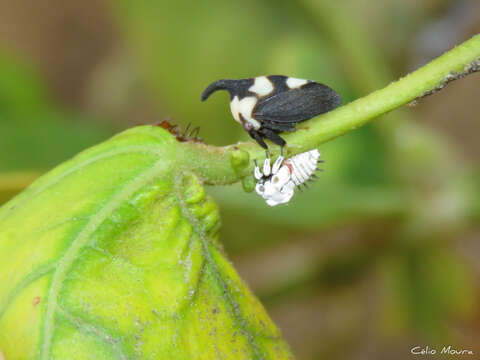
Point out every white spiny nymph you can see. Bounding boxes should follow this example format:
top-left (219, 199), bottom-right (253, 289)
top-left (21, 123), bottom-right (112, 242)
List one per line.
top-left (254, 149), bottom-right (322, 206)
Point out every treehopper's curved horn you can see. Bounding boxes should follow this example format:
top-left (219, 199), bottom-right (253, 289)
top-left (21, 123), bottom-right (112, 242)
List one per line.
top-left (200, 79), bottom-right (230, 101)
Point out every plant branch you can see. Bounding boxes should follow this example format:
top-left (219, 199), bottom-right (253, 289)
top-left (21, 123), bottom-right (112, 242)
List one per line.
top-left (408, 58), bottom-right (480, 106)
top-left (178, 34), bottom-right (480, 186)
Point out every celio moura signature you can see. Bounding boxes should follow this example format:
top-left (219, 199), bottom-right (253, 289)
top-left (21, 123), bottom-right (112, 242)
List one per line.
top-left (411, 345), bottom-right (473, 356)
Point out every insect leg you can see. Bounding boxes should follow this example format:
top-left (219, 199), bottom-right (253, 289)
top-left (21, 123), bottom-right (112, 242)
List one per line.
top-left (263, 154), bottom-right (271, 176)
top-left (190, 126), bottom-right (200, 139)
top-left (249, 130), bottom-right (268, 149)
top-left (182, 123), bottom-right (191, 138)
top-left (253, 159), bottom-right (263, 180)
top-left (272, 154), bottom-right (284, 174)
top-left (260, 128), bottom-right (286, 147)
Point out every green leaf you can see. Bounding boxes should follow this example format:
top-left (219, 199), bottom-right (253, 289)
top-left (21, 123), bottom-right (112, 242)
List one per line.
top-left (0, 126), bottom-right (292, 359)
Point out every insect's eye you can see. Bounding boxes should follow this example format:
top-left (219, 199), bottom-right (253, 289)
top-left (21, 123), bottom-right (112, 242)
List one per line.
top-left (258, 184), bottom-right (265, 192)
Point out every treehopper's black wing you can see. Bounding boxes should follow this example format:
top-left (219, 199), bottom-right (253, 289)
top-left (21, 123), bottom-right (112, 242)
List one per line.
top-left (253, 82), bottom-right (342, 124)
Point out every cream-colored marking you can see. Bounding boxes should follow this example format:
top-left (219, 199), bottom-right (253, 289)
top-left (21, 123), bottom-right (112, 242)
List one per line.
top-left (230, 96), bottom-right (261, 130)
top-left (249, 76), bottom-right (274, 97)
top-left (263, 157), bottom-right (271, 176)
top-left (286, 77), bottom-right (309, 89)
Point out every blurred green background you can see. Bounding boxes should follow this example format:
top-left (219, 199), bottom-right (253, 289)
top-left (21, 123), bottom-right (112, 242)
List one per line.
top-left (0, 0), bottom-right (479, 358)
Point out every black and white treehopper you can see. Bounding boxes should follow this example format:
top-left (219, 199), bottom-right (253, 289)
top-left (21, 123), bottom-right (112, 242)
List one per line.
top-left (201, 75), bottom-right (342, 149)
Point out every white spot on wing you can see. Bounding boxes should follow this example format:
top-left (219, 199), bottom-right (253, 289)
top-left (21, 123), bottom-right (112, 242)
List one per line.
top-left (229, 95), bottom-right (261, 130)
top-left (286, 77), bottom-right (309, 89)
top-left (249, 76), bottom-right (274, 97)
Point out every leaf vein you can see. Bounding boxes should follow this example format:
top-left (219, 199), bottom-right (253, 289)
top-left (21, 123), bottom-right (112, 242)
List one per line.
top-left (173, 174), bottom-right (265, 360)
top-left (0, 262), bottom-right (56, 320)
top-left (56, 305), bottom-right (127, 360)
top-left (39, 157), bottom-right (169, 360)
top-left (0, 145), bottom-right (164, 223)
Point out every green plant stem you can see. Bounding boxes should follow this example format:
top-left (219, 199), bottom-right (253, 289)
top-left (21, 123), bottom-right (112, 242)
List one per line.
top-left (179, 34), bottom-right (480, 185)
